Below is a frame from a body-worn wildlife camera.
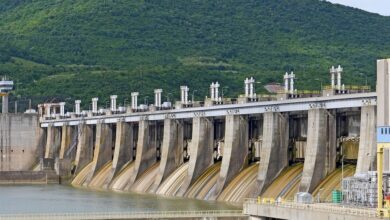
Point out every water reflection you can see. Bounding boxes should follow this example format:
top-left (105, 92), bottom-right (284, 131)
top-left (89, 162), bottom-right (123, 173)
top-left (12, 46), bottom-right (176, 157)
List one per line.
top-left (0, 185), bottom-right (239, 214)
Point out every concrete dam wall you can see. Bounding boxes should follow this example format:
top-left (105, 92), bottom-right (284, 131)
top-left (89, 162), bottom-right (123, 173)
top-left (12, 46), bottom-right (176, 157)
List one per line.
top-left (0, 114), bottom-right (43, 171)
top-left (38, 102), bottom-right (377, 203)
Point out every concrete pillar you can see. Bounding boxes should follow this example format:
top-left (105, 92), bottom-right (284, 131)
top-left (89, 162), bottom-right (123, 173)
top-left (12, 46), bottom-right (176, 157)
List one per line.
top-left (1, 95), bottom-right (8, 114)
top-left (74, 123), bottom-right (94, 174)
top-left (59, 102), bottom-right (65, 116)
top-left (210, 83), bottom-right (215, 100)
top-left (330, 66), bottom-right (336, 89)
top-left (75, 100), bottom-right (81, 115)
top-left (245, 78), bottom-right (250, 97)
top-left (299, 108), bottom-right (336, 193)
top-left (154, 89), bottom-right (162, 107)
top-left (59, 125), bottom-right (76, 159)
top-left (131, 92), bottom-right (139, 110)
top-left (152, 119), bottom-right (184, 191)
top-left (35, 127), bottom-right (47, 160)
top-left (213, 115), bottom-right (248, 198)
top-left (45, 104), bottom-right (51, 118)
top-left (84, 123), bottom-right (113, 185)
top-left (356, 105), bottom-right (377, 173)
top-left (178, 117), bottom-right (214, 196)
top-left (128, 120), bottom-right (157, 187)
top-left (215, 82), bottom-right (220, 100)
top-left (44, 125), bottom-right (61, 159)
top-left (377, 59), bottom-right (390, 170)
top-left (110, 95), bottom-right (117, 112)
top-left (92, 98), bottom-right (98, 114)
top-left (103, 121), bottom-right (134, 188)
top-left (255, 112), bottom-right (289, 195)
top-left (337, 65), bottom-right (342, 90)
top-left (249, 77), bottom-right (255, 98)
top-left (184, 87), bottom-right (189, 104)
top-left (290, 72), bottom-right (295, 94)
top-left (284, 73), bottom-right (289, 92)
top-left (181, 86), bottom-right (186, 103)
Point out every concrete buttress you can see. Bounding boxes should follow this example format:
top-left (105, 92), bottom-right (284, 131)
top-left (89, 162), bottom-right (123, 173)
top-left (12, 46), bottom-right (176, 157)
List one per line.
top-left (178, 117), bottom-right (214, 196)
top-left (128, 120), bottom-right (156, 188)
top-left (152, 119), bottom-right (184, 191)
top-left (44, 124), bottom-right (61, 159)
top-left (74, 124), bottom-right (94, 175)
top-left (356, 105), bottom-right (377, 173)
top-left (299, 108), bottom-right (336, 193)
top-left (103, 121), bottom-right (134, 188)
top-left (255, 112), bottom-right (289, 195)
top-left (212, 115), bottom-right (248, 198)
top-left (84, 123), bottom-right (113, 185)
top-left (59, 125), bottom-right (76, 159)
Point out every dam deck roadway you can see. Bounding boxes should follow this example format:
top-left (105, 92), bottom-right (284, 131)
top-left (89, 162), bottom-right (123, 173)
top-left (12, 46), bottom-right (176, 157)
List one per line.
top-left (40, 92), bottom-right (376, 127)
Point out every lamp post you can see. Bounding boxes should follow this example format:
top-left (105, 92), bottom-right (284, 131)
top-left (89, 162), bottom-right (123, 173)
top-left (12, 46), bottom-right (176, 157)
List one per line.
top-left (123, 98), bottom-right (128, 107)
top-left (359, 72), bottom-right (368, 86)
top-left (192, 90), bottom-right (197, 103)
top-left (221, 86), bottom-right (229, 100)
top-left (144, 96), bottom-right (149, 105)
top-left (314, 78), bottom-right (323, 91)
top-left (166, 93), bottom-right (172, 103)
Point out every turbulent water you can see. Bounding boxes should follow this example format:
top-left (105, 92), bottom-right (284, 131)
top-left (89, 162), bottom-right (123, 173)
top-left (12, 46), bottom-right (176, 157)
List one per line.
top-left (261, 163), bottom-right (304, 200)
top-left (218, 163), bottom-right (259, 203)
top-left (110, 162), bottom-right (135, 191)
top-left (185, 162), bottom-right (221, 200)
top-left (0, 185), bottom-right (238, 214)
top-left (131, 162), bottom-right (160, 193)
top-left (157, 163), bottom-right (189, 196)
top-left (89, 161), bottom-right (113, 189)
top-left (70, 156), bottom-right (354, 204)
top-left (312, 165), bottom-right (355, 201)
top-left (71, 162), bottom-right (94, 186)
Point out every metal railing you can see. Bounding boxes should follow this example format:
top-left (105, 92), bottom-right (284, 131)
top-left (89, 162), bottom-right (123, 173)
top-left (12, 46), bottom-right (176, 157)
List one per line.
top-left (244, 198), bottom-right (377, 218)
top-left (0, 210), bottom-right (244, 220)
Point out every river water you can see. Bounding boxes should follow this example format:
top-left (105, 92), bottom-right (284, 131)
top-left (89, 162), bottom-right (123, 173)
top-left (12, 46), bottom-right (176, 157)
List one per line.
top-left (0, 185), bottom-right (239, 214)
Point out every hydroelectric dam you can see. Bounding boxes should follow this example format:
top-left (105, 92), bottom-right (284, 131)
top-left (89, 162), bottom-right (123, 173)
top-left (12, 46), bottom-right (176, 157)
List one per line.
top-left (2, 59), bottom-right (390, 219)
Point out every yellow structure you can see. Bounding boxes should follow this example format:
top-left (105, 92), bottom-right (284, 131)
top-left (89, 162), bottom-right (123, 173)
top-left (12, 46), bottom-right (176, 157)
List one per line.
top-left (376, 126), bottom-right (390, 217)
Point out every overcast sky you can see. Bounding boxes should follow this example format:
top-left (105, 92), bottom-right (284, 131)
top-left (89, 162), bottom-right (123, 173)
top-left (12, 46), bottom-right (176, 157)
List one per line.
top-left (327, 0), bottom-right (390, 16)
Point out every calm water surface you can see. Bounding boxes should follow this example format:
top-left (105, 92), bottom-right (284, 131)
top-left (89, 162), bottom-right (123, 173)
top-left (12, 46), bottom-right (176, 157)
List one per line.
top-left (0, 185), bottom-right (239, 214)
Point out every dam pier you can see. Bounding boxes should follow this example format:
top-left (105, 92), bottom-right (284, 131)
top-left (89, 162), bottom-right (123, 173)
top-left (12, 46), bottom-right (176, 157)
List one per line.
top-left (2, 59), bottom-right (390, 219)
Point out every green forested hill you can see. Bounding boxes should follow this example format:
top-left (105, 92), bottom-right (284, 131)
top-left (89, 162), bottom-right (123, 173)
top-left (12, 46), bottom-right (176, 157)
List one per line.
top-left (0, 0), bottom-right (389, 108)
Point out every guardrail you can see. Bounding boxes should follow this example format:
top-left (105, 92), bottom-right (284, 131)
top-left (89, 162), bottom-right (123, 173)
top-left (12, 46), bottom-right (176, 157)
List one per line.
top-left (243, 198), bottom-right (377, 218)
top-left (0, 210), bottom-right (244, 220)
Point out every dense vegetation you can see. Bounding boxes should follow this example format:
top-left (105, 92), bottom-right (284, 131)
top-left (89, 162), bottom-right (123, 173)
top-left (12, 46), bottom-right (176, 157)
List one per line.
top-left (0, 0), bottom-right (389, 110)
